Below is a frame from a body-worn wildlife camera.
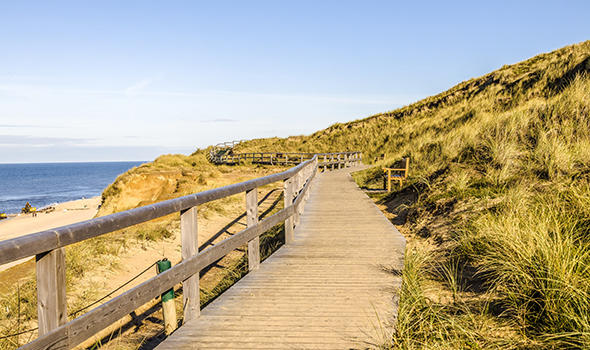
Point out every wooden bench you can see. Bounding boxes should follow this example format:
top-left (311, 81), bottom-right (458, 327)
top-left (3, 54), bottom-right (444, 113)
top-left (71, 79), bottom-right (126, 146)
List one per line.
top-left (383, 157), bottom-right (410, 192)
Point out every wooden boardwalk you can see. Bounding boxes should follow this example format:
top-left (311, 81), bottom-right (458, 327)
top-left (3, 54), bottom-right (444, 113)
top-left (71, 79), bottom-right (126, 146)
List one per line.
top-left (157, 168), bottom-right (406, 349)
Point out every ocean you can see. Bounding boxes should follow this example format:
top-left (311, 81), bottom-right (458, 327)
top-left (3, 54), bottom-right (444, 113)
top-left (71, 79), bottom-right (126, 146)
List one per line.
top-left (0, 161), bottom-right (145, 214)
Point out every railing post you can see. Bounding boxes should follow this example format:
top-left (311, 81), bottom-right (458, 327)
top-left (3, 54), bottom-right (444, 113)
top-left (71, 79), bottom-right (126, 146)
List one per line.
top-left (337, 154), bottom-right (342, 169)
top-left (294, 171), bottom-right (302, 226)
top-left (36, 248), bottom-right (67, 336)
top-left (246, 188), bottom-right (260, 271)
top-left (300, 167), bottom-right (308, 215)
top-left (304, 164), bottom-right (312, 203)
top-left (284, 177), bottom-right (295, 244)
top-left (331, 155), bottom-right (335, 170)
top-left (157, 259), bottom-right (177, 335)
top-left (387, 169), bottom-right (392, 192)
top-left (181, 206), bottom-right (199, 322)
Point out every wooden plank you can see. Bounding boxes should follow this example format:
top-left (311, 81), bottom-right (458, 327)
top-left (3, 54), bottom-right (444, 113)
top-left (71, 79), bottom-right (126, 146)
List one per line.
top-left (283, 178), bottom-right (294, 244)
top-left (180, 206), bottom-right (199, 322)
top-left (36, 247), bottom-right (67, 336)
top-left (246, 189), bottom-right (260, 271)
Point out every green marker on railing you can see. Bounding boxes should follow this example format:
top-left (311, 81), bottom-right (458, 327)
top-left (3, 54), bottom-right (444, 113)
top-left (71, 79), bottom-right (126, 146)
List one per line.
top-left (156, 258), bottom-right (177, 335)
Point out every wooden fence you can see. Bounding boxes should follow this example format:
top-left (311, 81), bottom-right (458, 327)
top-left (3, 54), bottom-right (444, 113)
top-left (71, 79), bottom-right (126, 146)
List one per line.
top-left (0, 152), bottom-right (360, 350)
top-left (211, 151), bottom-right (362, 168)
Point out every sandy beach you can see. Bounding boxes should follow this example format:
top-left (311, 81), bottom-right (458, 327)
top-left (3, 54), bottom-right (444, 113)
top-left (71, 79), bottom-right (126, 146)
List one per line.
top-left (0, 196), bottom-right (101, 272)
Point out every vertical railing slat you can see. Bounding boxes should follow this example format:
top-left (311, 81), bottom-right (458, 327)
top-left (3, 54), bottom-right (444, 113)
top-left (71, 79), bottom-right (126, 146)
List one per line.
top-left (181, 206), bottom-right (200, 322)
top-left (246, 188), bottom-right (260, 271)
top-left (36, 247), bottom-right (67, 336)
top-left (284, 177), bottom-right (295, 244)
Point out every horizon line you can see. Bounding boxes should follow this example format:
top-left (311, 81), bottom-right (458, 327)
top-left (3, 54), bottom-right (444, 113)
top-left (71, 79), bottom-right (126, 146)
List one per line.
top-left (0, 160), bottom-right (148, 165)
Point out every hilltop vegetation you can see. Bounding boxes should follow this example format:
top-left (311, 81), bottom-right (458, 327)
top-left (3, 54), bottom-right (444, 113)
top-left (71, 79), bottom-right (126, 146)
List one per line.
top-left (234, 41), bottom-right (590, 348)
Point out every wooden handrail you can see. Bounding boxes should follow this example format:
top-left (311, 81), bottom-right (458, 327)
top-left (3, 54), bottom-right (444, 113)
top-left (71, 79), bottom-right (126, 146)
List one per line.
top-left (21, 199), bottom-right (302, 350)
top-left (9, 156), bottom-right (324, 350)
top-left (0, 158), bottom-right (313, 265)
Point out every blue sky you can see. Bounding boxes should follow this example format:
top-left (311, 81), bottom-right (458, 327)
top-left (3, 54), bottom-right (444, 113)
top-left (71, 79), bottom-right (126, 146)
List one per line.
top-left (1, 1), bottom-right (588, 162)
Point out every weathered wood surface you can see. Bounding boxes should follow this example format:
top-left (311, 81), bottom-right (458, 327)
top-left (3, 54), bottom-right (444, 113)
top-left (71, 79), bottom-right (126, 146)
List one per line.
top-left (180, 206), bottom-right (200, 321)
top-left (157, 168), bottom-right (405, 349)
top-left (36, 248), bottom-right (67, 335)
top-left (246, 189), bottom-right (260, 271)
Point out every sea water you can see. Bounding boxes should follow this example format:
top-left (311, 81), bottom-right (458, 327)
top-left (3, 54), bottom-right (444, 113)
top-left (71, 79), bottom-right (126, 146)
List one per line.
top-left (0, 161), bottom-right (144, 214)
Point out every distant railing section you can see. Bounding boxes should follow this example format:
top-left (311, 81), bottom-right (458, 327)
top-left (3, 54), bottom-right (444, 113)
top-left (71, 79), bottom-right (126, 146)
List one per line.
top-left (0, 150), bottom-right (362, 350)
top-left (206, 140), bottom-right (245, 163)
top-left (211, 150), bottom-right (363, 169)
top-left (206, 140), bottom-right (362, 169)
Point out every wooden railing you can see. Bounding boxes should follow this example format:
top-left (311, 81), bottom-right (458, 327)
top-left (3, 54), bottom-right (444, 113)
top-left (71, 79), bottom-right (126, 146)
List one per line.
top-left (211, 151), bottom-right (363, 168)
top-left (205, 139), bottom-right (362, 168)
top-left (206, 140), bottom-right (245, 163)
top-left (0, 152), bottom-right (360, 350)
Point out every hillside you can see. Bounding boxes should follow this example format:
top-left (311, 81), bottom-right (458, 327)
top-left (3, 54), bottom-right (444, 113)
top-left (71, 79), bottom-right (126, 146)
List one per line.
top-left (232, 41), bottom-right (590, 348)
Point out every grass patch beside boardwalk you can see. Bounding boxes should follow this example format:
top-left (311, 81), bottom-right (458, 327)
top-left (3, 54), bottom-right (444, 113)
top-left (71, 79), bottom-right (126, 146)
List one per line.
top-left (237, 41), bottom-right (590, 348)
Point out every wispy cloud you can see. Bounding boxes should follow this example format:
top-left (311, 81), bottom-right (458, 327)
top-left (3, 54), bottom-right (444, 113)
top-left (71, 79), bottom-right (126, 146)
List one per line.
top-left (0, 135), bottom-right (92, 147)
top-left (125, 78), bottom-right (153, 96)
top-left (0, 124), bottom-right (35, 128)
top-left (0, 124), bottom-right (65, 128)
top-left (0, 81), bottom-right (420, 106)
top-left (199, 118), bottom-right (238, 123)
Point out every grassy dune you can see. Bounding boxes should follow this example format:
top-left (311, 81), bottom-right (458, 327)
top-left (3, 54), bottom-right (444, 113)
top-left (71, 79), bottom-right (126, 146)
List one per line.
top-left (234, 41), bottom-right (590, 348)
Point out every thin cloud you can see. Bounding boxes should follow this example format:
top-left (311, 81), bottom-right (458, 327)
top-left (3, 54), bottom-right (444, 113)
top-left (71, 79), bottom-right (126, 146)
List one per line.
top-left (0, 135), bottom-right (92, 147)
top-left (125, 78), bottom-right (153, 96)
top-left (0, 82), bottom-right (420, 106)
top-left (0, 124), bottom-right (34, 128)
top-left (0, 124), bottom-right (65, 128)
top-left (199, 118), bottom-right (238, 123)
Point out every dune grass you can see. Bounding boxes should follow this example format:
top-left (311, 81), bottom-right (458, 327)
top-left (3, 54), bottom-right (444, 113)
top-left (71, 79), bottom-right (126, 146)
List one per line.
top-left (233, 41), bottom-right (590, 348)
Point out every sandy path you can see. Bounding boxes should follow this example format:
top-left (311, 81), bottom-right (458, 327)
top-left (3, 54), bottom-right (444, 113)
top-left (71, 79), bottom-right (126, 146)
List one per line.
top-left (0, 197), bottom-right (101, 272)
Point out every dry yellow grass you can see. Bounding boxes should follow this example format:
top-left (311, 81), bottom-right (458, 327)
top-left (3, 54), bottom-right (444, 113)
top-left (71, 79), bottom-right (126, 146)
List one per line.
top-left (236, 41), bottom-right (590, 348)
